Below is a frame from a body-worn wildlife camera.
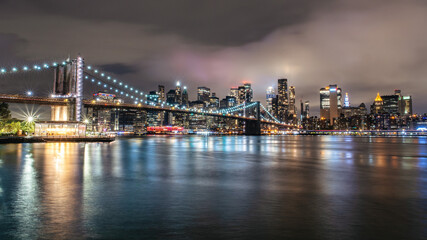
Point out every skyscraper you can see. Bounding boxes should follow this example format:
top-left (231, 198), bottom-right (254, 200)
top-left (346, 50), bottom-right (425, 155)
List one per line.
top-left (266, 86), bottom-right (276, 112)
top-left (277, 78), bottom-right (289, 122)
top-left (166, 89), bottom-right (176, 104)
top-left (344, 92), bottom-right (350, 107)
top-left (320, 84), bottom-right (342, 124)
top-left (197, 86), bottom-right (211, 104)
top-left (158, 85), bottom-right (165, 102)
top-left (395, 90), bottom-right (413, 116)
top-left (400, 96), bottom-right (413, 115)
top-left (300, 100), bottom-right (304, 120)
top-left (175, 81), bottom-right (182, 105)
top-left (230, 87), bottom-right (239, 102)
top-left (304, 101), bottom-right (310, 118)
top-left (381, 95), bottom-right (399, 114)
top-left (288, 86), bottom-right (296, 116)
top-left (182, 86), bottom-right (189, 106)
top-left (238, 83), bottom-right (253, 104)
top-left (371, 92), bottom-right (383, 114)
top-left (300, 100), bottom-right (310, 120)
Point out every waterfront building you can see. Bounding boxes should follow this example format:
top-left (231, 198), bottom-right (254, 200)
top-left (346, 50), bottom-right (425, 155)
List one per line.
top-left (320, 84), bottom-right (342, 124)
top-left (189, 100), bottom-right (205, 109)
top-left (146, 111), bottom-right (164, 126)
top-left (342, 103), bottom-right (367, 118)
top-left (34, 121), bottom-right (86, 136)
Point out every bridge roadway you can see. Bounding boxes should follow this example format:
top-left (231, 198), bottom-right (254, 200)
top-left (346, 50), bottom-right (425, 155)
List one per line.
top-left (0, 94), bottom-right (69, 105)
top-left (85, 101), bottom-right (293, 128)
top-left (0, 94), bottom-right (294, 128)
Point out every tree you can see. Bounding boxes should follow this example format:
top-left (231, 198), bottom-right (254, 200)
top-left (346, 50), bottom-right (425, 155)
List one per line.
top-left (0, 102), bottom-right (11, 119)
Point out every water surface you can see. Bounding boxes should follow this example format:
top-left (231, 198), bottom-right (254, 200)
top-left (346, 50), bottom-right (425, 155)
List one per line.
top-left (0, 136), bottom-right (427, 239)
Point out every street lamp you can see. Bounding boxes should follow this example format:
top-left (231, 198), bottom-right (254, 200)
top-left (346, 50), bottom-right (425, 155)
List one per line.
top-left (27, 91), bottom-right (33, 96)
top-left (27, 116), bottom-right (34, 123)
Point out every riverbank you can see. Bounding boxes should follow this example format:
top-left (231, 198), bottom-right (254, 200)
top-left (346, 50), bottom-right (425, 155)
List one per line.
top-left (0, 136), bottom-right (115, 144)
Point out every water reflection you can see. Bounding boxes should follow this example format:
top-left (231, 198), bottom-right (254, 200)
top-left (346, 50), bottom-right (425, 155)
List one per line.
top-left (14, 144), bottom-right (40, 239)
top-left (0, 136), bottom-right (426, 239)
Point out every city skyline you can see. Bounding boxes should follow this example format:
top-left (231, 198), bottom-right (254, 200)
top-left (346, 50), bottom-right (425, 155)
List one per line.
top-left (1, 0), bottom-right (427, 114)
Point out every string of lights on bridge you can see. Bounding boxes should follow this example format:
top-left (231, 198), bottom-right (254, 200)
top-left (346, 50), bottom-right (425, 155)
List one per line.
top-left (260, 103), bottom-right (282, 123)
top-left (84, 66), bottom-right (273, 119)
top-left (0, 59), bottom-right (281, 124)
top-left (0, 60), bottom-right (71, 74)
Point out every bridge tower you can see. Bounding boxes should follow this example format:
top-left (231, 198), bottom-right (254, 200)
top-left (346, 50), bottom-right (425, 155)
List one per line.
top-left (244, 101), bottom-right (261, 135)
top-left (51, 56), bottom-right (84, 121)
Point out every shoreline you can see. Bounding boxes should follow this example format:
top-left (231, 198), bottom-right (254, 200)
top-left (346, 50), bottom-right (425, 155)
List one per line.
top-left (0, 136), bottom-right (115, 144)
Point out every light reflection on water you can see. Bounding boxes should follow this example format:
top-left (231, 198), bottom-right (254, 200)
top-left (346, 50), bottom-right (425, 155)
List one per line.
top-left (0, 136), bottom-right (426, 239)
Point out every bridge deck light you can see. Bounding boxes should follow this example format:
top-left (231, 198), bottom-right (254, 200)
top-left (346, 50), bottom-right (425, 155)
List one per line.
top-left (0, 69), bottom-right (5, 73)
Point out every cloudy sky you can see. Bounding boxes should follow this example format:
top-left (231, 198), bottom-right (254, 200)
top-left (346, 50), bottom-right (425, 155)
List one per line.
top-left (1, 0), bottom-right (427, 114)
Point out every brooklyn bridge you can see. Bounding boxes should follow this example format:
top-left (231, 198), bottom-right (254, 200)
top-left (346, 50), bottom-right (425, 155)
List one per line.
top-left (0, 56), bottom-right (296, 135)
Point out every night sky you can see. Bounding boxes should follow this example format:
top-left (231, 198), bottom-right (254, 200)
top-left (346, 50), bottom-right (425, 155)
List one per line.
top-left (1, 0), bottom-right (427, 115)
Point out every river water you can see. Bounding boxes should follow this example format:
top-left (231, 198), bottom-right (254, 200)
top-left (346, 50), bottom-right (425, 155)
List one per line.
top-left (0, 136), bottom-right (427, 239)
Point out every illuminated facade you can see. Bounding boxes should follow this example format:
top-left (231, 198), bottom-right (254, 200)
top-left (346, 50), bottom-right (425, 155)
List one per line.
top-left (400, 95), bottom-right (412, 115)
top-left (158, 85), bottom-right (165, 101)
top-left (51, 56), bottom-right (84, 121)
top-left (320, 84), bottom-right (342, 124)
top-left (371, 92), bottom-right (384, 114)
top-left (266, 86), bottom-right (276, 112)
top-left (238, 83), bottom-right (253, 104)
top-left (197, 86), bottom-right (211, 104)
top-left (344, 92), bottom-right (350, 107)
top-left (277, 78), bottom-right (288, 122)
top-left (182, 86), bottom-right (189, 106)
top-left (175, 81), bottom-right (182, 105)
top-left (288, 86), bottom-right (296, 116)
top-left (35, 121), bottom-right (86, 136)
top-left (230, 87), bottom-right (239, 102)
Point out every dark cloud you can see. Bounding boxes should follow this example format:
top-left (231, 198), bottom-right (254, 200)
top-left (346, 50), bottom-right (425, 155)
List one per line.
top-left (12, 0), bottom-right (338, 46)
top-left (97, 63), bottom-right (138, 75)
top-left (0, 33), bottom-right (28, 63)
